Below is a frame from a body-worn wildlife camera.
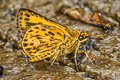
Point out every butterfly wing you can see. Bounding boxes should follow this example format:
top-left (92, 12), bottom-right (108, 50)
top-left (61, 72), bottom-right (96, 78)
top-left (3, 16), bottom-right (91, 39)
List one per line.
top-left (16, 8), bottom-right (73, 39)
top-left (22, 24), bottom-right (67, 62)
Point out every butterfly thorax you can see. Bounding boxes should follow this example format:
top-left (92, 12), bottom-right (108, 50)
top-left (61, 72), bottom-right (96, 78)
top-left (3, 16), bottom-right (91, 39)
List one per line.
top-left (63, 29), bottom-right (88, 54)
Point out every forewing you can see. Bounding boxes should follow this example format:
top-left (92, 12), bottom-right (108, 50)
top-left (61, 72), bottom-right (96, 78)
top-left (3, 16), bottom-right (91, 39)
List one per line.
top-left (22, 24), bottom-right (66, 62)
top-left (16, 8), bottom-right (71, 39)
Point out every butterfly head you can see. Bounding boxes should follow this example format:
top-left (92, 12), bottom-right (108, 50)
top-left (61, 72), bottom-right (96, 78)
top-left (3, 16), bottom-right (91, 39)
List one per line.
top-left (78, 31), bottom-right (88, 43)
top-left (78, 31), bottom-right (93, 51)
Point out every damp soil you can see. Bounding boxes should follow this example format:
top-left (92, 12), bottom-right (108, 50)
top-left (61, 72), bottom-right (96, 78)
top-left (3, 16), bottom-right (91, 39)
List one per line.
top-left (0, 0), bottom-right (120, 80)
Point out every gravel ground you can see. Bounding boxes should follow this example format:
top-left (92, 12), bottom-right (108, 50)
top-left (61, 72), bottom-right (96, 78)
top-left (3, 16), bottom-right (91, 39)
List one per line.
top-left (0, 0), bottom-right (120, 80)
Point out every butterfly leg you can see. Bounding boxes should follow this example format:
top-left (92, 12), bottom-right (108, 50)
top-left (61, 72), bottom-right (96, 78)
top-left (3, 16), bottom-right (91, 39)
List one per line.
top-left (50, 50), bottom-right (60, 65)
top-left (74, 48), bottom-right (79, 71)
top-left (84, 46), bottom-right (93, 64)
top-left (74, 41), bottom-right (81, 71)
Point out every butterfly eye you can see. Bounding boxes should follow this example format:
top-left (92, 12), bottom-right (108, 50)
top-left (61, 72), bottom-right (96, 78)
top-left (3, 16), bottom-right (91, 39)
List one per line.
top-left (79, 35), bottom-right (84, 40)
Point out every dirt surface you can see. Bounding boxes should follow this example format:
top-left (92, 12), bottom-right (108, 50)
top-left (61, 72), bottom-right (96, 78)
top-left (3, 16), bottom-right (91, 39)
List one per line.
top-left (0, 0), bottom-right (120, 80)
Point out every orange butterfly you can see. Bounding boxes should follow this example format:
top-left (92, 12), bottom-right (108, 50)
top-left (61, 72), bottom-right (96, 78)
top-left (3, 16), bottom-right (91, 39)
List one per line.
top-left (16, 8), bottom-right (92, 69)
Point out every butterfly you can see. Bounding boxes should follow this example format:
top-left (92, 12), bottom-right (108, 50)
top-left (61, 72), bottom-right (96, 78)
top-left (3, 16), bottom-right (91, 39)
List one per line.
top-left (16, 8), bottom-right (92, 69)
